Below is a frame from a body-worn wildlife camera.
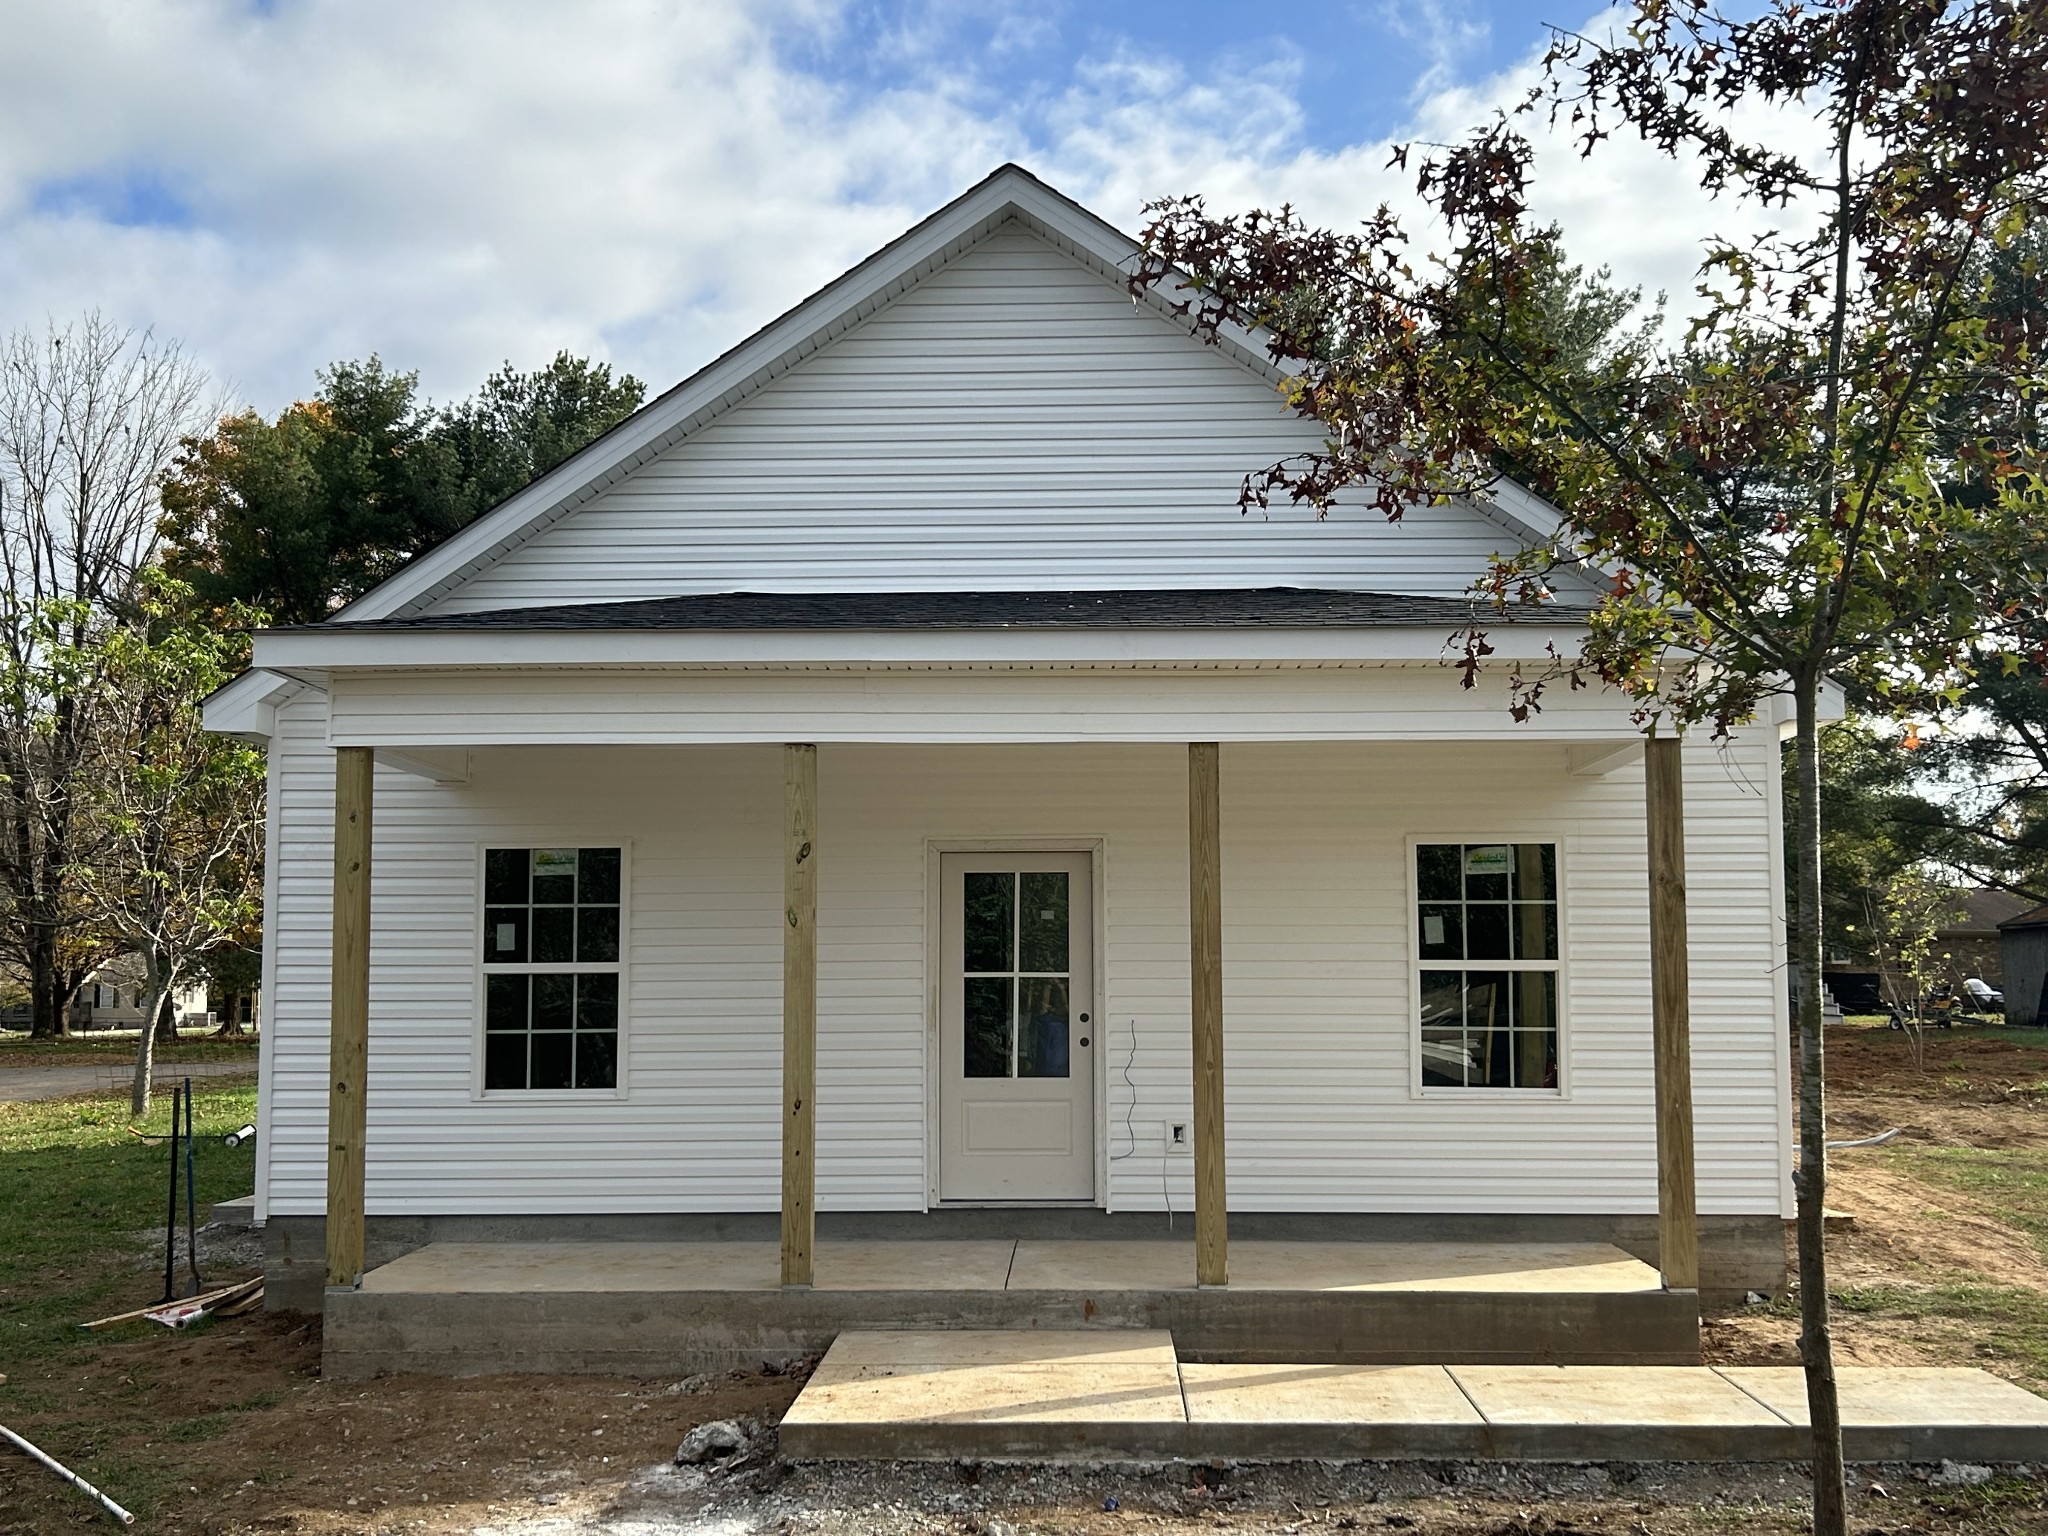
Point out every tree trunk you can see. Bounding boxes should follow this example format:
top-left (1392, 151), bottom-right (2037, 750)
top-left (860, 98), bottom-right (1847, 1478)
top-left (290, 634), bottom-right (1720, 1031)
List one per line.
top-left (28, 927), bottom-right (67, 1038)
top-left (130, 955), bottom-right (173, 1119)
top-left (1791, 673), bottom-right (1847, 1536)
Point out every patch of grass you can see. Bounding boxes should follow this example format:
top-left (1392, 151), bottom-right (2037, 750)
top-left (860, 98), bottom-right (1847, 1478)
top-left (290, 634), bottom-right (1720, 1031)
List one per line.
top-left (0, 1081), bottom-right (260, 1365)
top-left (1831, 1283), bottom-right (2048, 1390)
top-left (1881, 1144), bottom-right (2048, 1264)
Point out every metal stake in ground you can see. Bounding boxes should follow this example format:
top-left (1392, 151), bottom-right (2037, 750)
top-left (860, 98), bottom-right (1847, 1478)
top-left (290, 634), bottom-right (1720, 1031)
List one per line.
top-left (183, 1077), bottom-right (204, 1294)
top-left (1, 1421), bottom-right (136, 1525)
top-left (160, 1079), bottom-right (181, 1304)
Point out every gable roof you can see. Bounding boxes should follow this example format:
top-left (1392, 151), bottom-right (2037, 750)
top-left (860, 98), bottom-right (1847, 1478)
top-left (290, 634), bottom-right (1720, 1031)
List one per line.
top-left (1939, 887), bottom-right (2036, 935)
top-left (333, 164), bottom-right (1567, 624)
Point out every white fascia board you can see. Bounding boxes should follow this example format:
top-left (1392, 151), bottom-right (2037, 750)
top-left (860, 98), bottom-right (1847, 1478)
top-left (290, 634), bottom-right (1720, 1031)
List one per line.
top-left (251, 622), bottom-right (1590, 673)
top-left (1768, 677), bottom-right (1852, 737)
top-left (334, 166), bottom-right (1276, 625)
top-left (200, 668), bottom-right (308, 744)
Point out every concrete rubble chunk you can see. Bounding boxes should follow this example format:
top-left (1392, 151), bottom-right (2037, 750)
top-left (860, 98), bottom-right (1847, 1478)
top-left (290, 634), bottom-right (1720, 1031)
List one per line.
top-left (1932, 1461), bottom-right (1995, 1486)
top-left (675, 1419), bottom-right (751, 1464)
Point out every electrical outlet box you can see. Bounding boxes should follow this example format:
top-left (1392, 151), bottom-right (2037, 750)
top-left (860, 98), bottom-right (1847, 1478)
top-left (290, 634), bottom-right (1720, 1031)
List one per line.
top-left (1167, 1122), bottom-right (1191, 1153)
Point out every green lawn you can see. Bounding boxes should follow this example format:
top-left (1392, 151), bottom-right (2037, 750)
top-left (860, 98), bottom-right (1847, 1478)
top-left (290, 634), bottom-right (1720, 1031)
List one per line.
top-left (0, 1083), bottom-right (279, 1521)
top-left (0, 1026), bottom-right (261, 1066)
top-left (0, 1082), bottom-right (260, 1367)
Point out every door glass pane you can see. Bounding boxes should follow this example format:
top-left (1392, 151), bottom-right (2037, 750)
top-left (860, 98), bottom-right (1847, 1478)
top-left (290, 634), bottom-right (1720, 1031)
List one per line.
top-left (1018, 873), bottom-right (1069, 972)
top-left (963, 874), bottom-right (1014, 973)
top-left (963, 976), bottom-right (1013, 1077)
top-left (1016, 976), bottom-right (1070, 1078)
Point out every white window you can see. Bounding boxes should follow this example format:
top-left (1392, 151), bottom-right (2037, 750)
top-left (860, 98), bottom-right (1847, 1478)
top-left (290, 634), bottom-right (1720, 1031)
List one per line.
top-left (481, 847), bottom-right (623, 1091)
top-left (1415, 842), bottom-right (1560, 1090)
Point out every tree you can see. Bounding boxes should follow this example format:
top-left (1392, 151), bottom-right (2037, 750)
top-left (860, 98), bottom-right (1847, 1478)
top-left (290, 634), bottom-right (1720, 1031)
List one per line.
top-left (73, 575), bottom-right (265, 1116)
top-left (435, 351), bottom-right (646, 514)
top-left (0, 315), bottom-right (213, 1037)
top-left (1128, 4), bottom-right (2048, 1530)
top-left (1794, 720), bottom-right (1947, 965)
top-left (162, 353), bottom-right (644, 623)
top-left (1890, 660), bottom-right (2048, 905)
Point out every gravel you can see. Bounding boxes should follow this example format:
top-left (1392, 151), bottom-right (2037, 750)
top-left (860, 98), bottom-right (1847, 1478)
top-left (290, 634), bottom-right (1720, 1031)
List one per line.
top-left (457, 1455), bottom-right (2046, 1535)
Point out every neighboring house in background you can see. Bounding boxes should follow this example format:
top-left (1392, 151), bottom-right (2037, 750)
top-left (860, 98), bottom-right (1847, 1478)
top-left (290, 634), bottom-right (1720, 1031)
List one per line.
top-left (0, 953), bottom-right (209, 1032)
top-left (206, 166), bottom-right (1811, 1344)
top-left (1935, 887), bottom-right (2033, 986)
top-left (1998, 906), bottom-right (2048, 1028)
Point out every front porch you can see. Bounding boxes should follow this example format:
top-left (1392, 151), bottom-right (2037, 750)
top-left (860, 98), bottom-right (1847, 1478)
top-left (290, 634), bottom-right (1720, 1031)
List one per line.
top-left (319, 1235), bottom-right (1700, 1379)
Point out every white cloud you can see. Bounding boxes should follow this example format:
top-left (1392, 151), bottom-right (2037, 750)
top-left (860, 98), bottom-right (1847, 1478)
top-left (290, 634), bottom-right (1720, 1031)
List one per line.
top-left (0, 0), bottom-right (1830, 414)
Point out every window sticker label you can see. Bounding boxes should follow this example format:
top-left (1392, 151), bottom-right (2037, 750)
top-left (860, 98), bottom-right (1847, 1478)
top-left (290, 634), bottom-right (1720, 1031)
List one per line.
top-left (1423, 914), bottom-right (1446, 946)
top-left (495, 923), bottom-right (517, 952)
top-left (1464, 846), bottom-right (1511, 877)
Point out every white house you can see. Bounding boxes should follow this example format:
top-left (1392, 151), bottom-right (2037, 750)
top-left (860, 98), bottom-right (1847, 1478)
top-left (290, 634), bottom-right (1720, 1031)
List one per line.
top-left (207, 167), bottom-right (1796, 1350)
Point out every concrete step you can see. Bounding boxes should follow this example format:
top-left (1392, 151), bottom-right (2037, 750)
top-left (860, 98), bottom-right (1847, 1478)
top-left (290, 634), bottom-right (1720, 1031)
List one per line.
top-left (779, 1330), bottom-right (2048, 1464)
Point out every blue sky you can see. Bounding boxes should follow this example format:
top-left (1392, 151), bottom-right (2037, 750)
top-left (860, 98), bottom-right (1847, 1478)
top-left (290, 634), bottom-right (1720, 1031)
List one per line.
top-left (0, 0), bottom-right (1740, 415)
top-left (785, 1), bottom-right (1558, 153)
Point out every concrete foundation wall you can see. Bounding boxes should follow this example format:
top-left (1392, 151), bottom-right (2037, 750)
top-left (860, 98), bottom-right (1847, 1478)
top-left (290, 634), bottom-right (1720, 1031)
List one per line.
top-left (322, 1282), bottom-right (1701, 1380)
top-left (266, 1210), bottom-right (1786, 1315)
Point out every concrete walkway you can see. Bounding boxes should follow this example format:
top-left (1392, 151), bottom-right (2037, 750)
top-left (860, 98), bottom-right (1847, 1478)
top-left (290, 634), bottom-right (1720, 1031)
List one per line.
top-left (779, 1329), bottom-right (2048, 1463)
top-left (0, 1058), bottom-right (255, 1102)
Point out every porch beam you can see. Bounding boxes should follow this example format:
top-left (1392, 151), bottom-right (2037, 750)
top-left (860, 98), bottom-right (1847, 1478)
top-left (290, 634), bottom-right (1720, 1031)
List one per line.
top-left (326, 746), bottom-right (374, 1290)
top-left (1188, 742), bottom-right (1228, 1287)
top-left (781, 743), bottom-right (819, 1288)
top-left (1645, 734), bottom-right (1701, 1293)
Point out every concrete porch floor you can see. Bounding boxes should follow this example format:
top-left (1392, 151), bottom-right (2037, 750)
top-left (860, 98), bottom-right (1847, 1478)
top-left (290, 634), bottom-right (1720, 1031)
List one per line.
top-left (781, 1329), bottom-right (2048, 1463)
top-left (357, 1237), bottom-right (1666, 1295)
top-left (323, 1239), bottom-right (1700, 1378)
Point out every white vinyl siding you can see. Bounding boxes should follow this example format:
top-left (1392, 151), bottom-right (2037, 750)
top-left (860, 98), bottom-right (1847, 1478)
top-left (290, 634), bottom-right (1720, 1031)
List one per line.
top-left (258, 693), bottom-right (1791, 1221)
top-left (429, 225), bottom-right (1536, 613)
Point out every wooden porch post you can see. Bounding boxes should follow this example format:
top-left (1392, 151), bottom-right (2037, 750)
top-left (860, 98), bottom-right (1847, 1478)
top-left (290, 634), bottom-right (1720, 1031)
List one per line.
top-left (781, 743), bottom-right (818, 1288)
top-left (1646, 733), bottom-right (1701, 1292)
top-left (1189, 742), bottom-right (1228, 1287)
top-left (326, 746), bottom-right (374, 1290)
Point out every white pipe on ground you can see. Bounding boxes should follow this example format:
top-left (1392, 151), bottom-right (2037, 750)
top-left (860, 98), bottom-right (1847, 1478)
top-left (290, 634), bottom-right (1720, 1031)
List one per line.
top-left (0, 1421), bottom-right (136, 1525)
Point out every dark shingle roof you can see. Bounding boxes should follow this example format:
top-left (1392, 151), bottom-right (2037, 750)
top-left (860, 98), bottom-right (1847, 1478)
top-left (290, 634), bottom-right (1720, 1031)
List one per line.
top-left (1998, 903), bottom-right (2048, 932)
top-left (321, 588), bottom-right (1585, 634)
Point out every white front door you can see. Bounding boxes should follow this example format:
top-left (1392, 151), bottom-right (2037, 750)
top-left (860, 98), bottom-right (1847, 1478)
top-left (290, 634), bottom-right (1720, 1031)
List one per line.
top-left (937, 852), bottom-right (1096, 1203)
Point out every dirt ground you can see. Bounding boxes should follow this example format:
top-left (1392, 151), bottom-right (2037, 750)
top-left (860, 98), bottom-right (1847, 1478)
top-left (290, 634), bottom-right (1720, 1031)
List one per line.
top-left (4, 1024), bottom-right (2047, 1535)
